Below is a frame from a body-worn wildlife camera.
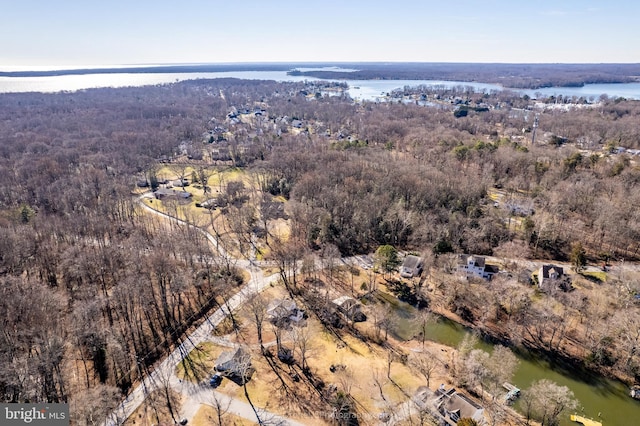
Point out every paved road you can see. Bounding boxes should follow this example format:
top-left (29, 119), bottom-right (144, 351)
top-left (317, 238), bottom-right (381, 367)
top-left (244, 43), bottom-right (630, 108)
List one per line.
top-left (102, 197), bottom-right (302, 426)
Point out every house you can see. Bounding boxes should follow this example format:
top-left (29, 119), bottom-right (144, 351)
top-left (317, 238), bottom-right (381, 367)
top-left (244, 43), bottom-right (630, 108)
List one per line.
top-left (332, 296), bottom-right (366, 322)
top-left (171, 179), bottom-right (189, 187)
top-left (153, 188), bottom-right (192, 200)
top-left (401, 255), bottom-right (424, 278)
top-left (457, 255), bottom-right (499, 280)
top-left (199, 198), bottom-right (218, 209)
top-left (266, 298), bottom-right (305, 325)
top-left (415, 385), bottom-right (485, 426)
top-left (215, 346), bottom-right (254, 381)
top-left (538, 264), bottom-right (571, 292)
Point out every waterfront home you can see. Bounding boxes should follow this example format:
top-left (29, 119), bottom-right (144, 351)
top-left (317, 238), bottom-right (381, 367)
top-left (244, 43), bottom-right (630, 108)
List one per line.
top-left (457, 255), bottom-right (499, 280)
top-left (415, 385), bottom-right (485, 426)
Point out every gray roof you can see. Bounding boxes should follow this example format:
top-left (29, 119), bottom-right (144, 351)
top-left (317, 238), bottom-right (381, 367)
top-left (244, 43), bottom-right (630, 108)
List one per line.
top-left (153, 188), bottom-right (192, 198)
top-left (440, 389), bottom-right (484, 422)
top-left (332, 295), bottom-right (357, 307)
top-left (402, 255), bottom-right (423, 270)
top-left (215, 347), bottom-right (251, 372)
top-left (267, 298), bottom-right (297, 318)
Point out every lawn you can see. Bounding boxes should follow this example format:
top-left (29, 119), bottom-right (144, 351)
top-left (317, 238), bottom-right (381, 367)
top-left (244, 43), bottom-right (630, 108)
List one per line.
top-left (580, 270), bottom-right (607, 283)
top-left (176, 342), bottom-right (225, 383)
top-left (208, 282), bottom-right (427, 424)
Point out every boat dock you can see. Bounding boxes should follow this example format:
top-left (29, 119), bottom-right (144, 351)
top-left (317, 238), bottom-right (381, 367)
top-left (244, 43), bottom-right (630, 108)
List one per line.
top-left (502, 382), bottom-right (520, 404)
top-left (570, 414), bottom-right (602, 426)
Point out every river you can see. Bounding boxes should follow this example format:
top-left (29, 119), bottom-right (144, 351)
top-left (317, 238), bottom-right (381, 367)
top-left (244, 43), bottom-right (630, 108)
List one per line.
top-left (1, 68), bottom-right (640, 101)
top-left (384, 294), bottom-right (640, 426)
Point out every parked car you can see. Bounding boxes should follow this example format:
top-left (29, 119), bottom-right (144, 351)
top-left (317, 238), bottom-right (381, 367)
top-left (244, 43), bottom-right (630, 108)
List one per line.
top-left (209, 374), bottom-right (223, 388)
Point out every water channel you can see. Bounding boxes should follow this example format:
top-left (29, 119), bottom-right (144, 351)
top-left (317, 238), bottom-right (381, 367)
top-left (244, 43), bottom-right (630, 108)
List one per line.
top-left (2, 68), bottom-right (640, 100)
top-left (382, 293), bottom-right (640, 426)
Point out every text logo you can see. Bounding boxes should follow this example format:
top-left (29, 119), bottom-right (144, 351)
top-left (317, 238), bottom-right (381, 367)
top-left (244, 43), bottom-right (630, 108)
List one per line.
top-left (1, 404), bottom-right (69, 426)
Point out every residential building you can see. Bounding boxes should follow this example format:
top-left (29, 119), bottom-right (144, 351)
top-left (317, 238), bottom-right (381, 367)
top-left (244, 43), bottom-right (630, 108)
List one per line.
top-left (266, 298), bottom-right (305, 325)
top-left (215, 346), bottom-right (254, 381)
top-left (332, 296), bottom-right (366, 322)
top-left (538, 264), bottom-right (570, 292)
top-left (153, 188), bottom-right (192, 200)
top-left (457, 255), bottom-right (499, 280)
top-left (415, 385), bottom-right (485, 426)
top-left (401, 255), bottom-right (424, 278)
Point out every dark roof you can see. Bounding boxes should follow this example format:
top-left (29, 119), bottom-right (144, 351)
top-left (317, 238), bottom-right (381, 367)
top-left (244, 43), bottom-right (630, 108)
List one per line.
top-left (484, 264), bottom-right (500, 274)
top-left (540, 264), bottom-right (564, 278)
top-left (471, 256), bottom-right (485, 268)
top-left (458, 255), bottom-right (485, 268)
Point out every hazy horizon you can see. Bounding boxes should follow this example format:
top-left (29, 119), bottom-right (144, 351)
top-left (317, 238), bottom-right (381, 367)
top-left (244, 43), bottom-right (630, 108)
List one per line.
top-left (2, 0), bottom-right (638, 67)
top-left (3, 61), bottom-right (640, 74)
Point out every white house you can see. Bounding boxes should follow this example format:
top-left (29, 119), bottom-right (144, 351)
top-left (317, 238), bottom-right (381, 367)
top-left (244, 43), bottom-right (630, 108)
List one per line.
top-left (401, 255), bottom-right (424, 278)
top-left (457, 255), bottom-right (499, 280)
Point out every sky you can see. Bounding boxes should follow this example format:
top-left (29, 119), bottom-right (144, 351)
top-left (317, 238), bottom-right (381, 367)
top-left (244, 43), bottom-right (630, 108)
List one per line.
top-left (1, 0), bottom-right (638, 68)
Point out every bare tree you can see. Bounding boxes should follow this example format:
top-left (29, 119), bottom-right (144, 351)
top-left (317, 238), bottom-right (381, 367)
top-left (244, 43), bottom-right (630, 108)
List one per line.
top-left (291, 326), bottom-right (314, 371)
top-left (198, 167), bottom-right (211, 194)
top-left (233, 349), bottom-right (262, 424)
top-left (169, 164), bottom-right (189, 190)
top-left (483, 345), bottom-right (519, 401)
top-left (247, 293), bottom-right (267, 352)
top-left (522, 379), bottom-right (579, 426)
top-left (151, 361), bottom-right (181, 424)
top-left (410, 352), bottom-right (441, 388)
top-left (415, 309), bottom-right (435, 349)
top-left (70, 384), bottom-right (121, 426)
top-left (372, 303), bottom-right (394, 342)
top-left (207, 391), bottom-right (231, 426)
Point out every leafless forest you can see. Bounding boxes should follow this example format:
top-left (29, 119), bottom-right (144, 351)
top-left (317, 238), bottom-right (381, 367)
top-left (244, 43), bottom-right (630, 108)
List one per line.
top-left (1, 78), bottom-right (640, 423)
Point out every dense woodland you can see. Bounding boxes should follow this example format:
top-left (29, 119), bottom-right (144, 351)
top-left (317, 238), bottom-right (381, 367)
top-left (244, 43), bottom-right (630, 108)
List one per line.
top-left (1, 78), bottom-right (640, 423)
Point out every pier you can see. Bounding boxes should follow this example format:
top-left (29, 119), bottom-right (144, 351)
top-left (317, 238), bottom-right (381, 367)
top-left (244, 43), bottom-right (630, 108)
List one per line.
top-left (501, 382), bottom-right (520, 404)
top-left (570, 414), bottom-right (602, 426)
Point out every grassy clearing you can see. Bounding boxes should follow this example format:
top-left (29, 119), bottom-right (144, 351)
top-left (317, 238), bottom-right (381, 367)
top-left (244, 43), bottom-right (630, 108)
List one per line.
top-left (581, 270), bottom-right (607, 283)
top-left (176, 342), bottom-right (225, 383)
top-left (206, 168), bottom-right (248, 189)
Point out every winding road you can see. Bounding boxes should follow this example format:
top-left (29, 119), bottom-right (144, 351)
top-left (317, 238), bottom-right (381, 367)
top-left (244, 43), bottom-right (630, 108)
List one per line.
top-left (103, 195), bottom-right (304, 426)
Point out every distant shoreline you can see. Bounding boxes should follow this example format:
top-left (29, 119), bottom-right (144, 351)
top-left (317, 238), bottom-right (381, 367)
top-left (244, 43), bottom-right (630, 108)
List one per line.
top-left (0, 63), bottom-right (295, 77)
top-left (3, 62), bottom-right (640, 90)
